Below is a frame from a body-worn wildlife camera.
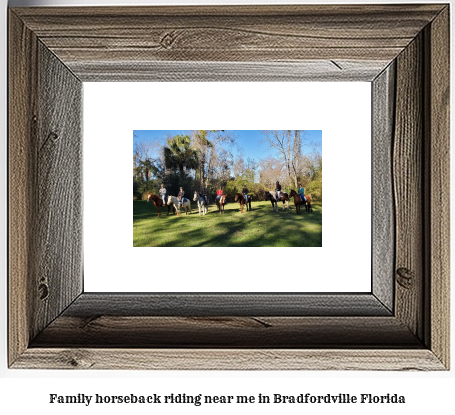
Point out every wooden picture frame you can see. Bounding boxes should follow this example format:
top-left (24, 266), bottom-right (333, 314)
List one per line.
top-left (8, 4), bottom-right (449, 370)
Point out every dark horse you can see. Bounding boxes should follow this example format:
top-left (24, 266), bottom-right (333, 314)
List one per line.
top-left (216, 194), bottom-right (228, 214)
top-left (147, 193), bottom-right (176, 217)
top-left (234, 193), bottom-right (251, 213)
top-left (265, 191), bottom-right (289, 211)
top-left (289, 190), bottom-right (313, 214)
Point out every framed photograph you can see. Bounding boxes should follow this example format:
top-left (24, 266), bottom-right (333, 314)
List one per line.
top-left (8, 4), bottom-right (449, 370)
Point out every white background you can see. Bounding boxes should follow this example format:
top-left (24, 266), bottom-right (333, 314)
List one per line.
top-left (1, 0), bottom-right (454, 414)
top-left (84, 82), bottom-right (371, 292)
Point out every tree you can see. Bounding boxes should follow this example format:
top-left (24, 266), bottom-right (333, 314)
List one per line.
top-left (192, 130), bottom-right (235, 190)
top-left (133, 138), bottom-right (162, 199)
top-left (257, 155), bottom-right (286, 190)
top-left (192, 130), bottom-right (212, 188)
top-left (261, 130), bottom-right (303, 189)
top-left (164, 134), bottom-right (199, 178)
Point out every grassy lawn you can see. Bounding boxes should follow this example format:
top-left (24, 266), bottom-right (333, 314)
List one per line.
top-left (133, 200), bottom-right (322, 247)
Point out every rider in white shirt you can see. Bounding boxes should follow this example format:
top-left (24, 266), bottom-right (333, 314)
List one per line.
top-left (159, 184), bottom-right (166, 205)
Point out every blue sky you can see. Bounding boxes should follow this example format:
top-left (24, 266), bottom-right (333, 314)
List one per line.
top-left (133, 130), bottom-right (322, 161)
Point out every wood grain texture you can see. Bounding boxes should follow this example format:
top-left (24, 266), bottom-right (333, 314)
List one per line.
top-left (70, 60), bottom-right (388, 82)
top-left (372, 63), bottom-right (395, 312)
top-left (13, 349), bottom-right (445, 371)
top-left (33, 42), bottom-right (83, 339)
top-left (393, 35), bottom-right (424, 340)
top-left (8, 11), bottom-right (38, 366)
top-left (425, 6), bottom-right (450, 368)
top-left (31, 316), bottom-right (421, 348)
top-left (8, 4), bottom-right (450, 370)
top-left (11, 5), bottom-right (444, 82)
top-left (66, 293), bottom-right (391, 317)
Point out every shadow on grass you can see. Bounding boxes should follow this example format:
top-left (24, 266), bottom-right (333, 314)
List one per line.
top-left (133, 200), bottom-right (322, 247)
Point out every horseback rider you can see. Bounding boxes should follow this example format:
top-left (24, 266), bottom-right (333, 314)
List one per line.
top-left (216, 186), bottom-right (223, 203)
top-left (242, 185), bottom-right (249, 203)
top-left (298, 184), bottom-right (306, 203)
top-left (178, 187), bottom-right (185, 206)
top-left (200, 186), bottom-right (209, 205)
top-left (275, 181), bottom-right (281, 201)
top-left (159, 184), bottom-right (166, 205)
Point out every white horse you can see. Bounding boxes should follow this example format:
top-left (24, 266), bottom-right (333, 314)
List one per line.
top-left (193, 191), bottom-right (208, 216)
top-left (266, 191), bottom-right (289, 211)
top-left (167, 195), bottom-right (191, 216)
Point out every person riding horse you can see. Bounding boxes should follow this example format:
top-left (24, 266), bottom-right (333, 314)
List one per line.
top-left (216, 186), bottom-right (223, 202)
top-left (298, 184), bottom-right (306, 203)
top-left (178, 187), bottom-right (185, 206)
top-left (242, 185), bottom-right (249, 203)
top-left (159, 184), bottom-right (166, 206)
top-left (200, 187), bottom-right (209, 205)
top-left (275, 181), bottom-right (282, 201)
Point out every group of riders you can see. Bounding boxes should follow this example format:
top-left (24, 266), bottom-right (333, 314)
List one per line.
top-left (157, 180), bottom-right (306, 207)
top-left (276, 181), bottom-right (307, 203)
top-left (158, 184), bottom-right (211, 207)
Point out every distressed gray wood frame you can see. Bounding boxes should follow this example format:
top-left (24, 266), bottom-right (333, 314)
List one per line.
top-left (8, 5), bottom-right (449, 370)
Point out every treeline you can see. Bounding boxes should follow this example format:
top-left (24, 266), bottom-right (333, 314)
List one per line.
top-left (133, 130), bottom-right (322, 202)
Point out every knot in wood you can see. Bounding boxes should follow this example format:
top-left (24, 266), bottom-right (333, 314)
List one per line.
top-left (38, 282), bottom-right (49, 300)
top-left (160, 31), bottom-right (179, 49)
top-left (60, 350), bottom-right (94, 369)
top-left (48, 132), bottom-right (59, 142)
top-left (396, 267), bottom-right (414, 289)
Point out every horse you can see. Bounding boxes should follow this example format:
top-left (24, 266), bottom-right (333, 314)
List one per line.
top-left (303, 194), bottom-right (313, 213)
top-left (265, 191), bottom-right (289, 212)
top-left (234, 193), bottom-right (251, 213)
top-left (167, 195), bottom-right (191, 216)
top-left (193, 191), bottom-right (208, 216)
top-left (147, 193), bottom-right (176, 217)
top-left (289, 190), bottom-right (313, 214)
top-left (216, 194), bottom-right (228, 214)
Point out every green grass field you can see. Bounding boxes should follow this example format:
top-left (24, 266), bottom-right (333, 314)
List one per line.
top-left (133, 199), bottom-right (322, 247)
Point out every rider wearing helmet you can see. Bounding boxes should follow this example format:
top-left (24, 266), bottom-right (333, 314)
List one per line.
top-left (275, 181), bottom-right (282, 201)
top-left (242, 185), bottom-right (249, 203)
top-left (200, 186), bottom-right (209, 205)
top-left (178, 187), bottom-right (185, 206)
top-left (159, 184), bottom-right (166, 206)
top-left (298, 184), bottom-right (306, 203)
top-left (216, 186), bottom-right (223, 202)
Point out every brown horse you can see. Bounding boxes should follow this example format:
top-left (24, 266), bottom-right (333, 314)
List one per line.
top-left (289, 190), bottom-right (313, 214)
top-left (216, 194), bottom-right (228, 214)
top-left (234, 193), bottom-right (251, 213)
top-left (147, 193), bottom-right (176, 217)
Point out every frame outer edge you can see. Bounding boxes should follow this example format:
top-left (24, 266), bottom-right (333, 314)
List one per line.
top-left (11, 348), bottom-right (446, 371)
top-left (7, 4), bottom-right (450, 370)
top-left (428, 6), bottom-right (450, 369)
top-left (8, 10), bottom-right (38, 366)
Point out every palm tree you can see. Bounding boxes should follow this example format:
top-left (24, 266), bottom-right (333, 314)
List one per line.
top-left (164, 135), bottom-right (199, 178)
